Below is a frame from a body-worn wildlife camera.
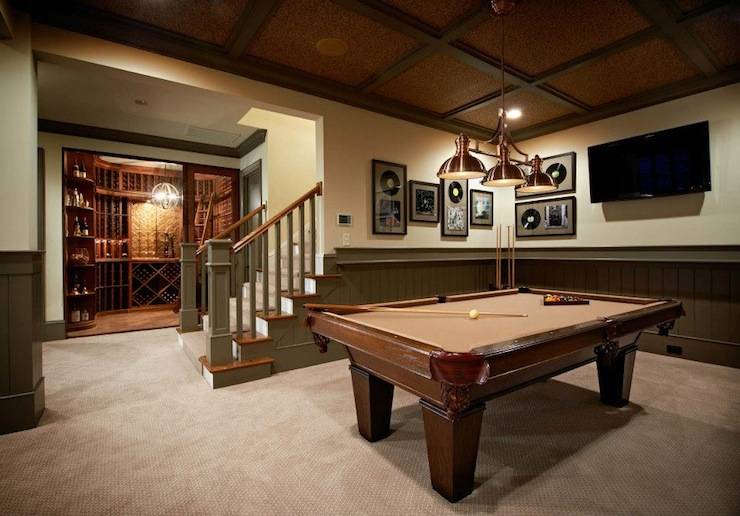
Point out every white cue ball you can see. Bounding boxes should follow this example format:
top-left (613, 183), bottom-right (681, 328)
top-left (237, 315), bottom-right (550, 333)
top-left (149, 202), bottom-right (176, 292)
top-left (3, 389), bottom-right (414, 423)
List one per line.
top-left (468, 309), bottom-right (480, 320)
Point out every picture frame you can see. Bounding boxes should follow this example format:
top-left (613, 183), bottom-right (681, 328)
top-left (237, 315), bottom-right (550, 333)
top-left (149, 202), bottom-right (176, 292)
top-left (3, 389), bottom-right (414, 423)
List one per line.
top-left (515, 151), bottom-right (576, 199)
top-left (441, 179), bottom-right (468, 237)
top-left (469, 189), bottom-right (493, 227)
top-left (408, 180), bottom-right (440, 223)
top-left (372, 160), bottom-right (407, 235)
top-left (515, 196), bottom-right (576, 238)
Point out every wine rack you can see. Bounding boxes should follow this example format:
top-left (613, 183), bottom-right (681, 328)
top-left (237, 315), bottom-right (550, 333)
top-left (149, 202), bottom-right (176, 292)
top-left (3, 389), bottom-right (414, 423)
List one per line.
top-left (96, 262), bottom-right (129, 312)
top-left (95, 194), bottom-right (129, 259)
top-left (131, 262), bottom-right (181, 307)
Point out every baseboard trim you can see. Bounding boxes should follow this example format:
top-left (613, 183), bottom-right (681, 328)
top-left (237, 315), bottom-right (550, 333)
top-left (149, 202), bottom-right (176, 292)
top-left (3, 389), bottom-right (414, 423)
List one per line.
top-left (638, 332), bottom-right (740, 369)
top-left (44, 320), bottom-right (66, 341)
top-left (0, 377), bottom-right (45, 435)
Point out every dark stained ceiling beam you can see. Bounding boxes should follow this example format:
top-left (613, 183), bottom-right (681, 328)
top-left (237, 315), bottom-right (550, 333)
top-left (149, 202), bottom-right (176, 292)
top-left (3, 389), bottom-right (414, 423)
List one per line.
top-left (226, 0), bottom-right (281, 58)
top-left (628, 0), bottom-right (720, 75)
top-left (331, 0), bottom-right (589, 113)
top-left (236, 128), bottom-right (267, 156)
top-left (359, 5), bottom-right (492, 93)
top-left (511, 65), bottom-right (740, 141)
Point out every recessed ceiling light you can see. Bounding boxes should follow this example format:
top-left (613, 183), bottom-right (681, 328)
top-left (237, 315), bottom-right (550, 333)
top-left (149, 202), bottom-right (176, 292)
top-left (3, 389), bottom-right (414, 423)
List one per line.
top-left (134, 99), bottom-right (148, 106)
top-left (316, 38), bottom-right (348, 57)
top-left (506, 108), bottom-right (522, 119)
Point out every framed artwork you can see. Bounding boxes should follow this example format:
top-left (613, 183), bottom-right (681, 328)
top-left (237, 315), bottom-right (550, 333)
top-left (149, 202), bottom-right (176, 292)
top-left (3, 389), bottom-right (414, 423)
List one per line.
top-left (516, 151), bottom-right (576, 199)
top-left (408, 180), bottom-right (440, 223)
top-left (372, 160), bottom-right (407, 235)
top-left (441, 179), bottom-right (468, 237)
top-left (469, 189), bottom-right (493, 226)
top-left (515, 196), bottom-right (576, 238)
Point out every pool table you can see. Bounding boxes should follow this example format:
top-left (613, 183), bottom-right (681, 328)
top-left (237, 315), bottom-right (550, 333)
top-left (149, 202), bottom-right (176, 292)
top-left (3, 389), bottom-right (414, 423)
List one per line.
top-left (305, 287), bottom-right (683, 502)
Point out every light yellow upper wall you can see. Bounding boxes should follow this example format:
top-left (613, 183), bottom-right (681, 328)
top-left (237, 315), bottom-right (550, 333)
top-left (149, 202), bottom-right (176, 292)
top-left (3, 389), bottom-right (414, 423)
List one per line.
top-left (39, 131), bottom-right (239, 321)
top-left (0, 13), bottom-right (37, 250)
top-left (494, 83), bottom-right (740, 247)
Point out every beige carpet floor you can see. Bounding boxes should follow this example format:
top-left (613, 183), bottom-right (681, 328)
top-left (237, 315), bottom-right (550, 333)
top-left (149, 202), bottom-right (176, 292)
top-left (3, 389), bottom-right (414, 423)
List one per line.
top-left (1, 329), bottom-right (738, 515)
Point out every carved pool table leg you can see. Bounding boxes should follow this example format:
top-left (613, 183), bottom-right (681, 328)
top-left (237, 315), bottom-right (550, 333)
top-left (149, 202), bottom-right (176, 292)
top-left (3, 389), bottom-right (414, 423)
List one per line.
top-left (350, 365), bottom-right (394, 442)
top-left (420, 400), bottom-right (485, 503)
top-left (595, 341), bottom-right (638, 407)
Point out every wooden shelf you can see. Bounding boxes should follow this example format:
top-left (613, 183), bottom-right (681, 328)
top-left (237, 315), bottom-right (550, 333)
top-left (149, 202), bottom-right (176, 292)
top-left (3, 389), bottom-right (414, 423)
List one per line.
top-left (67, 291), bottom-right (95, 297)
top-left (65, 205), bottom-right (94, 212)
top-left (96, 258), bottom-right (129, 262)
top-left (66, 235), bottom-right (95, 240)
top-left (66, 320), bottom-right (96, 330)
top-left (130, 257), bottom-right (179, 263)
top-left (66, 175), bottom-right (95, 186)
top-left (68, 263), bottom-right (95, 268)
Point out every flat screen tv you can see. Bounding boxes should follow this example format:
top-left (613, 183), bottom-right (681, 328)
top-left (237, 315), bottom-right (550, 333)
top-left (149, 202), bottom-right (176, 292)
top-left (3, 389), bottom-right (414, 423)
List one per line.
top-left (588, 121), bottom-right (711, 203)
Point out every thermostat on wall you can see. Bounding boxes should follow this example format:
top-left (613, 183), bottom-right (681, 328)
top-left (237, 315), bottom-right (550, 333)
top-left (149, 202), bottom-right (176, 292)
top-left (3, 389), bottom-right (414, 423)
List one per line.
top-left (337, 213), bottom-right (352, 226)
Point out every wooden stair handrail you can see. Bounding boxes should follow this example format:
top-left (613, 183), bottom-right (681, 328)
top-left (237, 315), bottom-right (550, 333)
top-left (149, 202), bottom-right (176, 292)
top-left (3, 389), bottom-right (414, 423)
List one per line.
top-left (196, 203), bottom-right (266, 256)
top-left (232, 182), bottom-right (322, 254)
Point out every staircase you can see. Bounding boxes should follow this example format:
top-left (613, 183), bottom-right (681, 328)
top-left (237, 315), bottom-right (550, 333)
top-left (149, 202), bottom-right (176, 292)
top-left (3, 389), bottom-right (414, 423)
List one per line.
top-left (177, 182), bottom-right (346, 388)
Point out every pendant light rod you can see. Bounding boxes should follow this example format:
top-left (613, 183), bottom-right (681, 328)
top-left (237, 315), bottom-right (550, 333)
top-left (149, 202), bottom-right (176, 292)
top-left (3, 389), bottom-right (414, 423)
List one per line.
top-left (469, 148), bottom-right (529, 167)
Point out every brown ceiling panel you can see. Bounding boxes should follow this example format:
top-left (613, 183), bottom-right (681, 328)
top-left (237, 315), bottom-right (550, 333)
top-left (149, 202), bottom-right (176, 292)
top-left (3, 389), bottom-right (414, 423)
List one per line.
top-left (455, 88), bottom-right (575, 130)
top-left (77, 0), bottom-right (248, 46)
top-left (246, 0), bottom-right (420, 86)
top-left (690, 9), bottom-right (740, 68)
top-left (379, 0), bottom-right (482, 32)
top-left (546, 37), bottom-right (700, 107)
top-left (373, 53), bottom-right (502, 114)
top-left (459, 0), bottom-right (651, 77)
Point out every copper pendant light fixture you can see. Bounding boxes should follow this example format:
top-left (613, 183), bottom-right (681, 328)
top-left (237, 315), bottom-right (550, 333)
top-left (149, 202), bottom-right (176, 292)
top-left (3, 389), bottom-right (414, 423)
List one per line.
top-left (436, 133), bottom-right (487, 180)
top-left (438, 0), bottom-right (557, 193)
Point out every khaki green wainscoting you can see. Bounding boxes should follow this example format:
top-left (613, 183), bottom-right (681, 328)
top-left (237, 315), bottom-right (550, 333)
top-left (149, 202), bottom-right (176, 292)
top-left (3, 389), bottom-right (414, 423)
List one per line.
top-left (0, 251), bottom-right (45, 434)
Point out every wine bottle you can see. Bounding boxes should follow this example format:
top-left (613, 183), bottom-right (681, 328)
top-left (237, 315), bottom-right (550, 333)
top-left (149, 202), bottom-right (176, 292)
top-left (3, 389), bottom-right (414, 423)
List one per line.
top-left (72, 274), bottom-right (80, 294)
top-left (72, 188), bottom-right (80, 207)
top-left (70, 304), bottom-right (81, 323)
top-left (73, 216), bottom-right (81, 236)
top-left (81, 308), bottom-right (89, 321)
top-left (80, 162), bottom-right (87, 178)
top-left (73, 162), bottom-right (80, 178)
top-left (81, 217), bottom-right (89, 236)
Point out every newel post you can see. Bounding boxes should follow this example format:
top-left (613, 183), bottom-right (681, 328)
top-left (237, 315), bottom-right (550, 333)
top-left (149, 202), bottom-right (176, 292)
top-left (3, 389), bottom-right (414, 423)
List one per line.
top-left (179, 243), bottom-right (200, 333)
top-left (206, 239), bottom-right (233, 365)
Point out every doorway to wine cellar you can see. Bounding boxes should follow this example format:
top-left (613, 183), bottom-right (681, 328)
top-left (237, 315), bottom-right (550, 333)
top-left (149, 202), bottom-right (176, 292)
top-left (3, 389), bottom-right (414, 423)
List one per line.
top-left (63, 149), bottom-right (239, 337)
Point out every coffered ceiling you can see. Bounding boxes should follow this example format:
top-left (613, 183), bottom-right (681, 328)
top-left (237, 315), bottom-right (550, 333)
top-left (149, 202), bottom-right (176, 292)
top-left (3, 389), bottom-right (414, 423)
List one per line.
top-left (23, 0), bottom-right (740, 141)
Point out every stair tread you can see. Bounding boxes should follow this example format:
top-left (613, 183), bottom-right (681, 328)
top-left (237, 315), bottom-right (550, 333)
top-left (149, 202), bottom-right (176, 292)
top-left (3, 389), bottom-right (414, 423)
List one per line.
top-left (283, 291), bottom-right (321, 299)
top-left (232, 333), bottom-right (272, 346)
top-left (257, 310), bottom-right (297, 321)
top-left (199, 355), bottom-right (274, 373)
top-left (305, 273), bottom-right (342, 280)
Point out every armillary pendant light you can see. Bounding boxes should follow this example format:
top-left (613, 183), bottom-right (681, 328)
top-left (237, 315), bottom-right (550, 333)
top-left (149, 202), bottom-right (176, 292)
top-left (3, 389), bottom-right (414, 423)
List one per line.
top-left (436, 133), bottom-right (486, 180)
top-left (437, 0), bottom-right (557, 193)
top-left (151, 181), bottom-right (180, 209)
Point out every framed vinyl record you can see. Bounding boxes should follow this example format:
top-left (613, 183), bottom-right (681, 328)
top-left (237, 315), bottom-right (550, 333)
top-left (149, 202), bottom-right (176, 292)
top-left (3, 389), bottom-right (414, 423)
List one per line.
top-left (515, 196), bottom-right (576, 238)
top-left (442, 179), bottom-right (468, 237)
top-left (516, 151), bottom-right (576, 199)
top-left (372, 160), bottom-right (407, 235)
top-left (408, 180), bottom-right (439, 223)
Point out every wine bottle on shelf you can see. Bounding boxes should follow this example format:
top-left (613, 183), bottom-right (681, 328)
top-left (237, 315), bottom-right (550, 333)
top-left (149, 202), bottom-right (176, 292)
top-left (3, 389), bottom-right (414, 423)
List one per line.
top-left (72, 162), bottom-right (80, 178)
top-left (80, 162), bottom-right (87, 179)
top-left (81, 279), bottom-right (88, 294)
top-left (70, 304), bottom-right (81, 323)
top-left (81, 217), bottom-right (89, 236)
top-left (72, 274), bottom-right (80, 295)
top-left (122, 241), bottom-right (128, 258)
top-left (81, 308), bottom-right (89, 321)
top-left (65, 190), bottom-right (71, 207)
top-left (73, 216), bottom-right (81, 236)
top-left (106, 240), bottom-right (111, 258)
top-left (72, 188), bottom-right (79, 207)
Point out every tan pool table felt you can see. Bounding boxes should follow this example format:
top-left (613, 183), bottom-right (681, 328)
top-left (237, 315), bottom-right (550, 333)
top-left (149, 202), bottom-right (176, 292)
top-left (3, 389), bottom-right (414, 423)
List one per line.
top-left (339, 293), bottom-right (660, 353)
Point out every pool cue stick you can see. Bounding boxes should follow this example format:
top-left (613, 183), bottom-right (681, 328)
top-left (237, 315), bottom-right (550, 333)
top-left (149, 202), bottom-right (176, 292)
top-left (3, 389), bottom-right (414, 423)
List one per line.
top-left (497, 224), bottom-right (502, 289)
top-left (364, 306), bottom-right (528, 317)
top-left (512, 226), bottom-right (516, 287)
top-left (507, 225), bottom-right (512, 287)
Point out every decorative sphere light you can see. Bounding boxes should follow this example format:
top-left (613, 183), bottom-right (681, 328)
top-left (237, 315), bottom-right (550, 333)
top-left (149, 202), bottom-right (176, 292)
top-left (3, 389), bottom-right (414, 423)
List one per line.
top-left (151, 182), bottom-right (180, 209)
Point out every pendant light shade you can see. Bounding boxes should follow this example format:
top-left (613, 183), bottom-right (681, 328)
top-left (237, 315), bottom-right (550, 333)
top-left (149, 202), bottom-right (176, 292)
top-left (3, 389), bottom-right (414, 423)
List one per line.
top-left (437, 134), bottom-right (486, 180)
top-left (481, 145), bottom-right (526, 187)
top-left (518, 155), bottom-right (557, 193)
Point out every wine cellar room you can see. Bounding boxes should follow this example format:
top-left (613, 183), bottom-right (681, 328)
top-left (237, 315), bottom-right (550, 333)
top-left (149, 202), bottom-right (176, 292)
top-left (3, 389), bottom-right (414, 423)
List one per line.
top-left (63, 149), bottom-right (238, 337)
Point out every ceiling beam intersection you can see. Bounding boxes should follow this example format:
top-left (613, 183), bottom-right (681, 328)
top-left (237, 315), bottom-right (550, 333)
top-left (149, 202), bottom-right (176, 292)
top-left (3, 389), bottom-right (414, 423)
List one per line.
top-left (226, 0), bottom-right (282, 58)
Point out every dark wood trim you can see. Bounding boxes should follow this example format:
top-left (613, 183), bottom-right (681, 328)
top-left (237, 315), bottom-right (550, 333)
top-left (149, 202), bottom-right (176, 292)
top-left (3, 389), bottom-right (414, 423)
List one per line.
top-left (0, 1), bottom-right (12, 39)
top-left (226, 0), bottom-right (281, 58)
top-left (629, 0), bottom-right (719, 75)
top-left (236, 129), bottom-right (266, 157)
top-left (512, 66), bottom-right (740, 141)
top-left (39, 119), bottom-right (241, 158)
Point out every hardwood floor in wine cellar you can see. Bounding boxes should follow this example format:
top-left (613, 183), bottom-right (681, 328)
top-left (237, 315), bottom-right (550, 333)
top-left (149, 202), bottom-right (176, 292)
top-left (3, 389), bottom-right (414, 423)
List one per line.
top-left (65, 308), bottom-right (179, 338)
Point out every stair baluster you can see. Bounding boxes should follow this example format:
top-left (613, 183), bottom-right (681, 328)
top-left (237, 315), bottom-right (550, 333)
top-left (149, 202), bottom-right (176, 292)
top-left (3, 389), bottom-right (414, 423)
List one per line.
top-left (248, 240), bottom-right (257, 339)
top-left (287, 211), bottom-right (294, 296)
top-left (299, 203), bottom-right (306, 294)
top-left (274, 221), bottom-right (281, 315)
top-left (262, 229), bottom-right (269, 316)
top-left (310, 195), bottom-right (316, 276)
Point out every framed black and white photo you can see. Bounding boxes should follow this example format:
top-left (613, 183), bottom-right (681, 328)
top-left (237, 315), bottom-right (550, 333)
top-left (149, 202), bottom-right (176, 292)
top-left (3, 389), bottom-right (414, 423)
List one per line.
top-left (372, 160), bottom-right (407, 235)
top-left (408, 180), bottom-right (439, 223)
top-left (516, 151), bottom-right (576, 199)
top-left (469, 189), bottom-right (493, 226)
top-left (441, 179), bottom-right (468, 237)
top-left (515, 196), bottom-right (576, 238)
